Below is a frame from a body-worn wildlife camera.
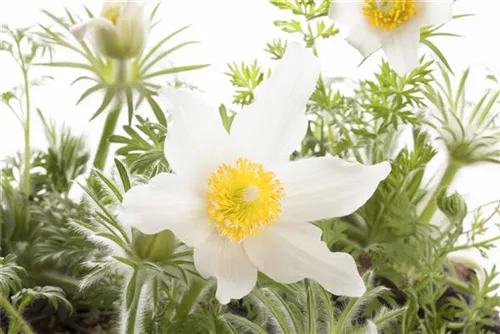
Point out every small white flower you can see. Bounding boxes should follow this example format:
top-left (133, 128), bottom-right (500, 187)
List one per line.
top-left (70, 1), bottom-right (147, 59)
top-left (329, 0), bottom-right (454, 75)
top-left (119, 44), bottom-right (391, 304)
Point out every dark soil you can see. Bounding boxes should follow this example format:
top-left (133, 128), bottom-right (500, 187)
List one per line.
top-left (1, 300), bottom-right (114, 334)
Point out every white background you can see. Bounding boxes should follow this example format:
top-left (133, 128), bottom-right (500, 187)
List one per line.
top-left (1, 1), bottom-right (500, 274)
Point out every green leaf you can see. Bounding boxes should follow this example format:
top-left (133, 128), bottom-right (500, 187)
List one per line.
top-left (83, 6), bottom-right (95, 18)
top-left (142, 64), bottom-right (209, 80)
top-left (252, 289), bottom-right (292, 334)
top-left (420, 39), bottom-right (453, 74)
top-left (114, 158), bottom-right (131, 192)
top-left (219, 104), bottom-right (235, 133)
top-left (36, 61), bottom-right (94, 71)
top-left (126, 270), bottom-right (138, 309)
top-left (476, 90), bottom-right (500, 127)
top-left (89, 87), bottom-right (116, 121)
top-left (222, 314), bottom-right (268, 334)
top-left (92, 169), bottom-right (123, 202)
top-left (71, 219), bottom-right (98, 233)
top-left (70, 76), bottom-right (98, 86)
top-left (145, 95), bottom-right (167, 126)
top-left (139, 25), bottom-right (191, 68)
top-left (125, 88), bottom-right (134, 125)
top-left (141, 41), bottom-right (199, 73)
top-left (454, 68), bottom-right (469, 110)
top-left (113, 256), bottom-right (138, 269)
top-left (95, 232), bottom-right (127, 248)
top-left (76, 84), bottom-right (104, 105)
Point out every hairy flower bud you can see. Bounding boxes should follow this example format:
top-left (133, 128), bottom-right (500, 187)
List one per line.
top-left (70, 1), bottom-right (147, 59)
top-left (437, 189), bottom-right (468, 223)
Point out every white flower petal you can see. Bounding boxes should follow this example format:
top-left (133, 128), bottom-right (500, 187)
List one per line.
top-left (70, 22), bottom-right (89, 40)
top-left (116, 2), bottom-right (147, 57)
top-left (244, 223), bottom-right (365, 296)
top-left (70, 17), bottom-right (117, 41)
top-left (381, 22), bottom-right (421, 75)
top-left (328, 0), bottom-right (364, 26)
top-left (194, 232), bottom-right (257, 304)
top-left (119, 173), bottom-right (211, 247)
top-left (346, 21), bottom-right (384, 58)
top-left (159, 87), bottom-right (231, 184)
top-left (419, 1), bottom-right (454, 27)
top-left (230, 43), bottom-right (320, 166)
top-left (277, 157), bottom-right (391, 222)
top-left (70, 17), bottom-right (123, 58)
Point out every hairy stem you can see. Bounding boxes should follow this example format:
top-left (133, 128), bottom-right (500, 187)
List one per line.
top-left (305, 279), bottom-right (317, 334)
top-left (176, 278), bottom-right (205, 320)
top-left (14, 37), bottom-right (32, 235)
top-left (420, 159), bottom-right (462, 224)
top-left (0, 294), bottom-right (34, 334)
top-left (93, 102), bottom-right (122, 170)
top-left (124, 274), bottom-right (144, 334)
top-left (93, 60), bottom-right (127, 170)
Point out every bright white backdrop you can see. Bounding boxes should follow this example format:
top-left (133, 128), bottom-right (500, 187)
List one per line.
top-left (1, 0), bottom-right (500, 273)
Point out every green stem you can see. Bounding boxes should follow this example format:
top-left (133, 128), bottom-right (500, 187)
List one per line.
top-left (334, 296), bottom-right (360, 334)
top-left (93, 102), bottom-right (122, 170)
top-left (176, 278), bottom-right (205, 320)
top-left (420, 159), bottom-right (462, 224)
top-left (445, 276), bottom-right (472, 295)
top-left (14, 38), bottom-right (31, 235)
top-left (124, 275), bottom-right (144, 334)
top-left (93, 60), bottom-right (127, 170)
top-left (0, 294), bottom-right (34, 334)
top-left (305, 280), bottom-right (317, 334)
top-left (451, 235), bottom-right (500, 253)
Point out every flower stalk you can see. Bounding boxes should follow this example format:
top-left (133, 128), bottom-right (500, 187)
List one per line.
top-left (13, 36), bottom-right (33, 235)
top-left (93, 60), bottom-right (127, 170)
top-left (420, 159), bottom-right (462, 224)
top-left (175, 278), bottom-right (205, 320)
top-left (123, 272), bottom-right (144, 334)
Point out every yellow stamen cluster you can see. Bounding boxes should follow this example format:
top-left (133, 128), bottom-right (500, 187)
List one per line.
top-left (102, 5), bottom-right (124, 26)
top-left (207, 158), bottom-right (285, 243)
top-left (362, 0), bottom-right (417, 31)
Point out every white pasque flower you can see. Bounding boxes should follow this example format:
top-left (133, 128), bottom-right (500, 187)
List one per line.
top-left (119, 44), bottom-right (391, 304)
top-left (70, 1), bottom-right (147, 59)
top-left (329, 0), bottom-right (453, 75)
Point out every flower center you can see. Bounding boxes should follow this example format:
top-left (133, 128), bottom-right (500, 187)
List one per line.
top-left (207, 158), bottom-right (285, 243)
top-left (102, 5), bottom-right (124, 26)
top-left (362, 0), bottom-right (417, 31)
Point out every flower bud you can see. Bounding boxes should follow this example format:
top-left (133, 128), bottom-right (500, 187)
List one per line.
top-left (70, 1), bottom-right (147, 59)
top-left (437, 189), bottom-right (468, 223)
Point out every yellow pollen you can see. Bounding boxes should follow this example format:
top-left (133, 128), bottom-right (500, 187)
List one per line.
top-left (102, 5), bottom-right (123, 26)
top-left (362, 0), bottom-right (417, 32)
top-left (207, 158), bottom-right (285, 243)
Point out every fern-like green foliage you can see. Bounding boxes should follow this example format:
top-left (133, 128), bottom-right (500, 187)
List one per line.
top-left (37, 110), bottom-right (90, 194)
top-left (0, 255), bottom-right (26, 296)
top-left (109, 115), bottom-right (169, 177)
top-left (423, 65), bottom-right (500, 164)
top-left (11, 286), bottom-right (72, 313)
